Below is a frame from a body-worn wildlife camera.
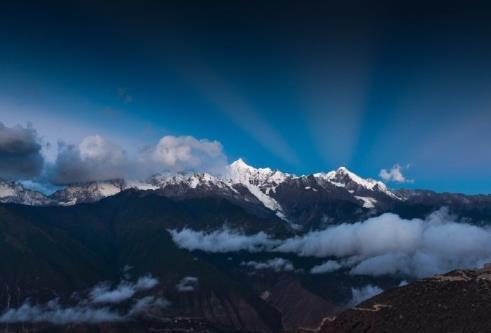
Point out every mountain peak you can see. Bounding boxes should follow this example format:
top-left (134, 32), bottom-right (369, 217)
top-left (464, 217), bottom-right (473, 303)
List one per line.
top-left (230, 158), bottom-right (254, 170)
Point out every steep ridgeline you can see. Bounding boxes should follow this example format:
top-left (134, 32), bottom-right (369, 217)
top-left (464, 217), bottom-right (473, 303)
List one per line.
top-left (2, 159), bottom-right (491, 229)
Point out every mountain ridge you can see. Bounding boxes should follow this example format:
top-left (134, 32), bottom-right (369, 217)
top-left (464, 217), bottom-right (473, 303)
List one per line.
top-left (2, 159), bottom-right (491, 230)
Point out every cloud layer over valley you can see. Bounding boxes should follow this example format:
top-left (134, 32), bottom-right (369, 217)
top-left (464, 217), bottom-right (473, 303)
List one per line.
top-left (171, 208), bottom-right (491, 278)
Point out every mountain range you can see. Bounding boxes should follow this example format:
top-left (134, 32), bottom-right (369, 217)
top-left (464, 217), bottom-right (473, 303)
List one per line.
top-left (1, 160), bottom-right (491, 332)
top-left (3, 159), bottom-right (491, 230)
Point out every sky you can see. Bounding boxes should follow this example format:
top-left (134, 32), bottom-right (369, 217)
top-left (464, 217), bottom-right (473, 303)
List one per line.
top-left (1, 1), bottom-right (491, 193)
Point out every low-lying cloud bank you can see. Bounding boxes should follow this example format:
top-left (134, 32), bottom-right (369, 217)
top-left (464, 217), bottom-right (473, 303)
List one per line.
top-left (241, 258), bottom-right (294, 272)
top-left (170, 208), bottom-right (491, 278)
top-left (169, 228), bottom-right (278, 253)
top-left (89, 275), bottom-right (159, 304)
top-left (310, 260), bottom-right (342, 274)
top-left (0, 275), bottom-right (167, 324)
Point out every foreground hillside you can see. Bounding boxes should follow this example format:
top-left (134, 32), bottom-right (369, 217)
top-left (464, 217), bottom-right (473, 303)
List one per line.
top-left (318, 265), bottom-right (491, 333)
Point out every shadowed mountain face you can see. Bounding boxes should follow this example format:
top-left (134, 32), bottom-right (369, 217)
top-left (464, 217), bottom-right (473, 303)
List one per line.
top-left (0, 192), bottom-right (344, 333)
top-left (0, 193), bottom-right (287, 331)
top-left (318, 265), bottom-right (491, 333)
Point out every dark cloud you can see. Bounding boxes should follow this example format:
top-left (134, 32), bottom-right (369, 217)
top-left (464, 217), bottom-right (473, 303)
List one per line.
top-left (0, 122), bottom-right (44, 180)
top-left (49, 135), bottom-right (130, 184)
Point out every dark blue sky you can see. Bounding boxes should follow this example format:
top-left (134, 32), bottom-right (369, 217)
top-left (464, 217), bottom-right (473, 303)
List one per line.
top-left (1, 1), bottom-right (491, 193)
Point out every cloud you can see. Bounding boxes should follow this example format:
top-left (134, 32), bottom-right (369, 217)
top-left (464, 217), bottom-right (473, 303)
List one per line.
top-left (0, 122), bottom-right (44, 180)
top-left (170, 208), bottom-right (491, 278)
top-left (0, 275), bottom-right (167, 324)
top-left (398, 280), bottom-right (408, 287)
top-left (347, 285), bottom-right (383, 307)
top-left (49, 135), bottom-right (130, 184)
top-left (379, 164), bottom-right (413, 183)
top-left (169, 228), bottom-right (279, 253)
top-left (277, 208), bottom-right (491, 278)
top-left (310, 260), bottom-right (343, 274)
top-left (0, 300), bottom-right (123, 324)
top-left (49, 134), bottom-right (228, 184)
top-left (275, 209), bottom-right (491, 277)
top-left (139, 136), bottom-right (227, 175)
top-left (90, 275), bottom-right (158, 304)
top-left (241, 258), bottom-right (294, 272)
top-left (176, 276), bottom-right (199, 292)
top-left (128, 296), bottom-right (169, 315)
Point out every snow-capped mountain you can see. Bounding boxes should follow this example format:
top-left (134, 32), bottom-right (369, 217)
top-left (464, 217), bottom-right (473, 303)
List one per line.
top-left (0, 180), bottom-right (53, 206)
top-left (2, 159), bottom-right (491, 230)
top-left (0, 160), bottom-right (399, 211)
top-left (314, 166), bottom-right (395, 197)
top-left (49, 180), bottom-right (129, 206)
top-left (6, 159), bottom-right (468, 229)
top-left (226, 159), bottom-right (291, 220)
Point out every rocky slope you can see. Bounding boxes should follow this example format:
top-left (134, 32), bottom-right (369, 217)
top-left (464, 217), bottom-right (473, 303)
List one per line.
top-left (318, 264), bottom-right (491, 333)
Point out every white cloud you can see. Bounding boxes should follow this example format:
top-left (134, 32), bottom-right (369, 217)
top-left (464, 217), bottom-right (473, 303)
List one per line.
top-left (49, 134), bottom-right (228, 184)
top-left (399, 280), bottom-right (408, 287)
top-left (277, 208), bottom-right (491, 278)
top-left (379, 164), bottom-right (413, 183)
top-left (241, 258), bottom-right (294, 272)
top-left (49, 135), bottom-right (130, 184)
top-left (347, 285), bottom-right (383, 307)
top-left (0, 275), bottom-right (167, 324)
top-left (176, 276), bottom-right (199, 292)
top-left (170, 208), bottom-right (491, 278)
top-left (310, 260), bottom-right (342, 274)
top-left (128, 296), bottom-right (169, 316)
top-left (139, 135), bottom-right (227, 175)
top-left (169, 228), bottom-right (279, 253)
top-left (90, 275), bottom-right (158, 304)
top-left (0, 300), bottom-right (123, 324)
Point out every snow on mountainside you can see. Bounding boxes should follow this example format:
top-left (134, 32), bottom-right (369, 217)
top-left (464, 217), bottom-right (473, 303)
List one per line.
top-left (314, 166), bottom-right (399, 199)
top-left (150, 172), bottom-right (229, 190)
top-left (227, 159), bottom-right (291, 220)
top-left (49, 180), bottom-right (127, 205)
top-left (0, 180), bottom-right (53, 205)
top-left (0, 160), bottom-right (400, 218)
